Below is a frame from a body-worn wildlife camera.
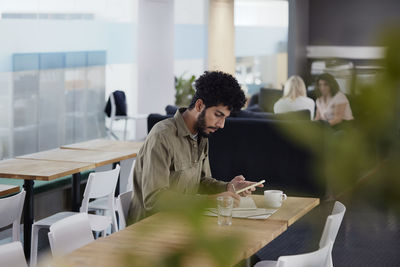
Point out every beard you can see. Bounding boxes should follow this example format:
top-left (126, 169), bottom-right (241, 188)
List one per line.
top-left (195, 109), bottom-right (217, 138)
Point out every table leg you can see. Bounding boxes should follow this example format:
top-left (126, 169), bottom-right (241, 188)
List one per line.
top-left (113, 162), bottom-right (120, 197)
top-left (72, 173), bottom-right (81, 211)
top-left (23, 179), bottom-right (34, 259)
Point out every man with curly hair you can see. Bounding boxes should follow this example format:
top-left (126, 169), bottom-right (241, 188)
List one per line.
top-left (128, 71), bottom-right (262, 223)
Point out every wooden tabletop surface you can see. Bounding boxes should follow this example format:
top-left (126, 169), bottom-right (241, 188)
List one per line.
top-left (17, 148), bottom-right (137, 168)
top-left (0, 184), bottom-right (20, 197)
top-left (253, 195), bottom-right (320, 226)
top-left (60, 139), bottom-right (144, 153)
top-left (62, 196), bottom-right (319, 267)
top-left (0, 158), bottom-right (95, 181)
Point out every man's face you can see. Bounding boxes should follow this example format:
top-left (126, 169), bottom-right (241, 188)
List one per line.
top-left (195, 104), bottom-right (230, 137)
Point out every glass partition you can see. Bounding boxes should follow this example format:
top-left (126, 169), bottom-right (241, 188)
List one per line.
top-left (0, 0), bottom-right (137, 158)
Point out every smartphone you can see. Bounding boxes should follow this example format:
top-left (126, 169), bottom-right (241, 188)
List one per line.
top-left (235, 179), bottom-right (265, 194)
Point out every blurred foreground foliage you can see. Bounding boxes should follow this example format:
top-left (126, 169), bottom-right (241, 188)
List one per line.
top-left (281, 28), bottom-right (400, 212)
top-left (122, 28), bottom-right (400, 267)
top-left (123, 194), bottom-right (243, 267)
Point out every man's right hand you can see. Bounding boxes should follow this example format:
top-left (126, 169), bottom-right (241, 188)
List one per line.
top-left (209, 191), bottom-right (240, 207)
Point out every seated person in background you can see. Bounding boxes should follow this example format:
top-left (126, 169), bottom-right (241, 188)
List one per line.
top-left (128, 71), bottom-right (263, 224)
top-left (273, 75), bottom-right (315, 119)
top-left (314, 73), bottom-right (354, 126)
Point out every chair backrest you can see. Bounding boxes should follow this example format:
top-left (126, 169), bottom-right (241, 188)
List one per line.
top-left (80, 165), bottom-right (121, 213)
top-left (117, 190), bottom-right (133, 230)
top-left (259, 88), bottom-right (283, 112)
top-left (104, 90), bottom-right (127, 118)
top-left (125, 159), bottom-right (135, 192)
top-left (0, 190), bottom-right (26, 241)
top-left (319, 201), bottom-right (346, 267)
top-left (0, 241), bottom-right (27, 267)
top-left (319, 201), bottom-right (346, 248)
top-left (276, 241), bottom-right (333, 267)
top-left (48, 213), bottom-right (94, 257)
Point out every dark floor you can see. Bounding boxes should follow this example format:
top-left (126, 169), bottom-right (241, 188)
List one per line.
top-left (253, 196), bottom-right (400, 267)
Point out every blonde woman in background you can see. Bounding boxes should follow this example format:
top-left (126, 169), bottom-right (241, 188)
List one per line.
top-left (273, 75), bottom-right (315, 119)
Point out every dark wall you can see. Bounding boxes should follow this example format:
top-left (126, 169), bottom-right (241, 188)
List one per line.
top-left (309, 0), bottom-right (400, 46)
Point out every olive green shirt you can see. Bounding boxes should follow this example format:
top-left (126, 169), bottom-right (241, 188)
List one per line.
top-left (128, 108), bottom-right (228, 223)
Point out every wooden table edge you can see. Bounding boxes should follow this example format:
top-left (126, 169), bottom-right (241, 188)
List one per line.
top-left (0, 162), bottom-right (96, 181)
top-left (93, 153), bottom-right (138, 167)
top-left (240, 221), bottom-right (287, 259)
top-left (60, 146), bottom-right (140, 153)
top-left (16, 154), bottom-right (137, 168)
top-left (287, 197), bottom-right (320, 226)
top-left (0, 185), bottom-right (20, 197)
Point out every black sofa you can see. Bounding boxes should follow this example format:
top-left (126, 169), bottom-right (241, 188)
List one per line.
top-left (165, 104), bottom-right (311, 121)
top-left (147, 113), bottom-right (326, 197)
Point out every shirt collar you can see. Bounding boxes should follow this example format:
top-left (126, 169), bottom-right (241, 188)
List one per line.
top-left (174, 107), bottom-right (193, 137)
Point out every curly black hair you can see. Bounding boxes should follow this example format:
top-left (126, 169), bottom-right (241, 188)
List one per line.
top-left (188, 71), bottom-right (246, 112)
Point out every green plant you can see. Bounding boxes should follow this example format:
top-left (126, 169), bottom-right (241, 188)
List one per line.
top-left (175, 73), bottom-right (196, 107)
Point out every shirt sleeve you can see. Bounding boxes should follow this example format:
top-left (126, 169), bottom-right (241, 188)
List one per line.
top-left (198, 144), bottom-right (228, 194)
top-left (140, 132), bottom-right (172, 213)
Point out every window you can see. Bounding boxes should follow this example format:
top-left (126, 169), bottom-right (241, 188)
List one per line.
top-left (235, 0), bottom-right (288, 95)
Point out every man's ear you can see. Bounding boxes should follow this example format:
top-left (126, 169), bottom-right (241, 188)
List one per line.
top-left (195, 99), bottom-right (205, 112)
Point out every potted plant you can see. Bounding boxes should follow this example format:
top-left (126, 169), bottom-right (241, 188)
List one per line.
top-left (175, 73), bottom-right (196, 107)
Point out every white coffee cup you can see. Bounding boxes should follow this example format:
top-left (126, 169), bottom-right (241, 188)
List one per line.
top-left (264, 190), bottom-right (287, 208)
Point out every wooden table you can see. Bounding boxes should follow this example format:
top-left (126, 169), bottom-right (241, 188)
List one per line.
top-left (1, 140), bottom-right (143, 258)
top-left (17, 148), bottom-right (137, 168)
top-left (252, 195), bottom-right (320, 226)
top-left (17, 147), bottom-right (139, 210)
top-left (60, 139), bottom-right (143, 197)
top-left (62, 196), bottom-right (319, 267)
top-left (0, 158), bottom-right (95, 258)
top-left (0, 184), bottom-right (20, 197)
top-left (61, 139), bottom-right (143, 152)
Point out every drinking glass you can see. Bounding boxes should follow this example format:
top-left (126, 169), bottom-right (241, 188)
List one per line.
top-left (217, 196), bottom-right (233, 226)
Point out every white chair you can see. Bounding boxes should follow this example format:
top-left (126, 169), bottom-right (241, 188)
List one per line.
top-left (255, 242), bottom-right (333, 267)
top-left (30, 166), bottom-right (120, 267)
top-left (124, 158), bottom-right (135, 193)
top-left (0, 190), bottom-right (25, 242)
top-left (319, 201), bottom-right (346, 267)
top-left (48, 213), bottom-right (94, 257)
top-left (255, 201), bottom-right (346, 267)
top-left (116, 190), bottom-right (133, 230)
top-left (277, 241), bottom-right (333, 267)
top-left (88, 158), bottom-right (135, 216)
top-left (0, 241), bottom-right (28, 267)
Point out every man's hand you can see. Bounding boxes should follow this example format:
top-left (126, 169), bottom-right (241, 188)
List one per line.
top-left (227, 175), bottom-right (264, 197)
top-left (209, 191), bottom-right (240, 207)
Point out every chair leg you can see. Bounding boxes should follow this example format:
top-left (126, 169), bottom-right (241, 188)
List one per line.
top-left (123, 118), bottom-right (128, 141)
top-left (93, 230), bottom-right (101, 239)
top-left (112, 215), bottom-right (118, 233)
top-left (30, 225), bottom-right (40, 267)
